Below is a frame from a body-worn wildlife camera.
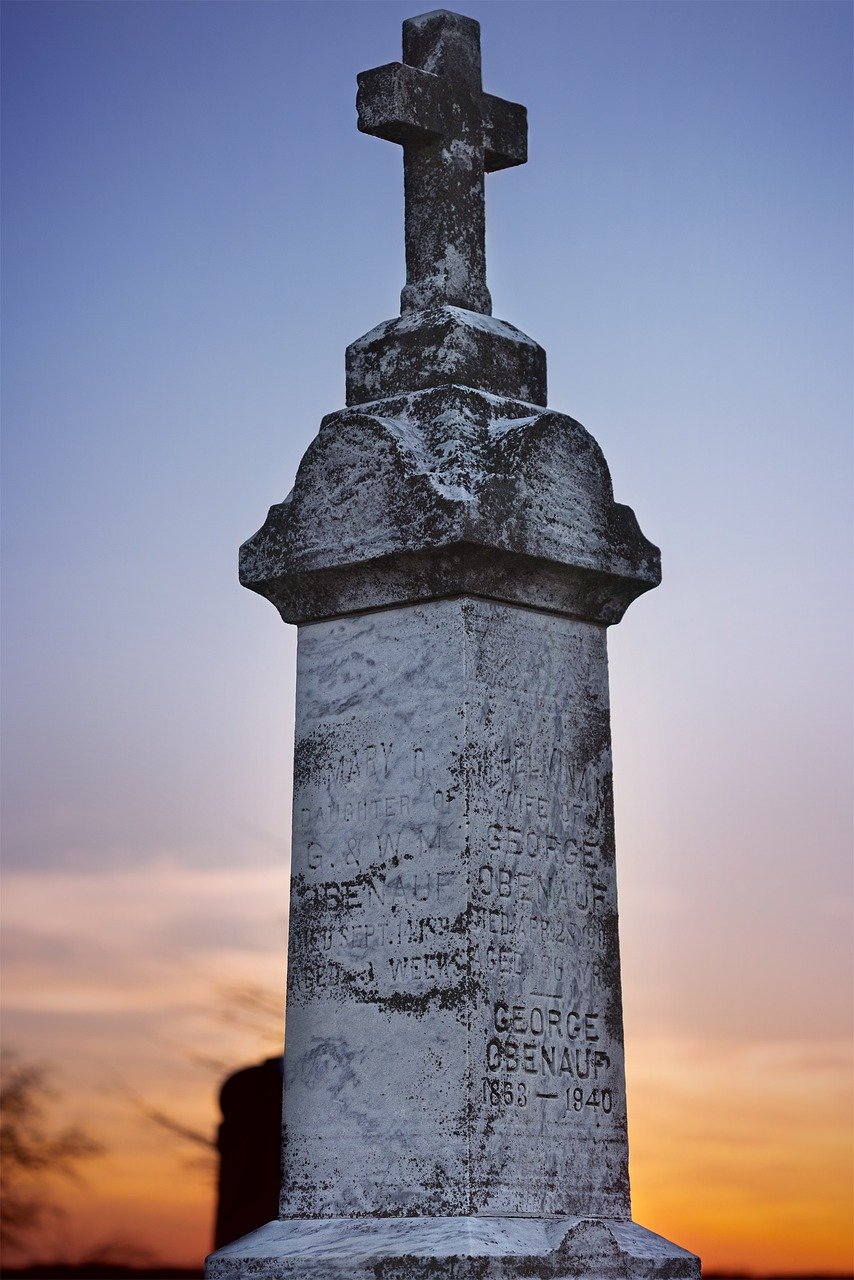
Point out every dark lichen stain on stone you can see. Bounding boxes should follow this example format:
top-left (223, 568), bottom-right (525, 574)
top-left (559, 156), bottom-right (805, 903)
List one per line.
top-left (598, 907), bottom-right (625, 1042)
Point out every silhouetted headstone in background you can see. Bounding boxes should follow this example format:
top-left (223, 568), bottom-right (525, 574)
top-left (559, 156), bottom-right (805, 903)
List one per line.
top-left (206, 9), bottom-right (701, 1279)
top-left (213, 1056), bottom-right (283, 1250)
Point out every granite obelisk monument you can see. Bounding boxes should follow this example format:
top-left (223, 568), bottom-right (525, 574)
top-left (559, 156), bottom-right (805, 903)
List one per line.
top-left (207, 11), bottom-right (700, 1279)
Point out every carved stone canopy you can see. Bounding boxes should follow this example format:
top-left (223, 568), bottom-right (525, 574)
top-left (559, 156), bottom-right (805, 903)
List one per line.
top-left (240, 387), bottom-right (660, 626)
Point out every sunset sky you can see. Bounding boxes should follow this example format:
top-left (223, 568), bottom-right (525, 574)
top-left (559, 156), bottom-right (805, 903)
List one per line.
top-left (2, 0), bottom-right (852, 1271)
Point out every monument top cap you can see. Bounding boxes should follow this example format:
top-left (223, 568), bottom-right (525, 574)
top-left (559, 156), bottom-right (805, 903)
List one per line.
top-left (240, 9), bottom-right (662, 629)
top-left (349, 10), bottom-right (546, 404)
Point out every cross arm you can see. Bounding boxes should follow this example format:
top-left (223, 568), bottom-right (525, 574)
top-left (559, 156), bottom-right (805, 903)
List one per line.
top-left (357, 63), bottom-right (444, 145)
top-left (483, 94), bottom-right (527, 171)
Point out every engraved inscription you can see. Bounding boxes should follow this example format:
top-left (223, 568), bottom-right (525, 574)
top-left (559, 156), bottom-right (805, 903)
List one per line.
top-left (290, 722), bottom-right (465, 1006)
top-left (282, 601), bottom-right (630, 1220)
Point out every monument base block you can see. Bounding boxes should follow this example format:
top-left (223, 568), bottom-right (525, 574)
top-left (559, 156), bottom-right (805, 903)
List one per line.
top-left (205, 1216), bottom-right (701, 1280)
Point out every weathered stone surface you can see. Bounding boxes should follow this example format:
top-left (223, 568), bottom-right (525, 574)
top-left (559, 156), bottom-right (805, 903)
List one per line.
top-left (283, 600), bottom-right (626, 1218)
top-left (358, 10), bottom-right (525, 317)
top-left (240, 386), bottom-right (660, 627)
top-left (206, 1216), bottom-right (699, 1279)
top-left (346, 307), bottom-right (546, 407)
top-left (214, 1056), bottom-right (284, 1249)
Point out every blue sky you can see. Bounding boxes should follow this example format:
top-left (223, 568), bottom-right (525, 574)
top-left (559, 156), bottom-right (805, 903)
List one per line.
top-left (2, 1), bottom-right (852, 1266)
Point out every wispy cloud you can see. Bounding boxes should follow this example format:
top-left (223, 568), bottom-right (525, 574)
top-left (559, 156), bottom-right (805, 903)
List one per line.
top-left (3, 859), bottom-right (289, 1012)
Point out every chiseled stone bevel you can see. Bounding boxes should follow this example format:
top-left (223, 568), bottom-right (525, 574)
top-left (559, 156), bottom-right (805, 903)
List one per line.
top-left (207, 1215), bottom-right (701, 1279)
top-left (239, 385), bottom-right (660, 627)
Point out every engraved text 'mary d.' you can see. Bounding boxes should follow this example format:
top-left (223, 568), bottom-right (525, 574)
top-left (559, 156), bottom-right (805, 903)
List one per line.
top-left (206, 10), bottom-right (701, 1279)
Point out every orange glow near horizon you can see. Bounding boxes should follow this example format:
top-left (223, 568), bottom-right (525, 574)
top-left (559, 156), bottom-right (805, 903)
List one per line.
top-left (3, 0), bottom-right (852, 1272)
top-left (3, 861), bottom-right (852, 1273)
top-left (6, 1032), bottom-right (852, 1272)
top-left (627, 1036), bottom-right (853, 1273)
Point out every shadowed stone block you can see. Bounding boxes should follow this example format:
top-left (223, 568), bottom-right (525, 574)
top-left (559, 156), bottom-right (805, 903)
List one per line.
top-left (214, 1056), bottom-right (284, 1250)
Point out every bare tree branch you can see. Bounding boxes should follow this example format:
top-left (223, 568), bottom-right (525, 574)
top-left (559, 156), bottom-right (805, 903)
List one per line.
top-left (0, 1052), bottom-right (103, 1252)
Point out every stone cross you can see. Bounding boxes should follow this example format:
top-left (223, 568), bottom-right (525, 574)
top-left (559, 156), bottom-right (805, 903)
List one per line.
top-left (208, 10), bottom-right (701, 1280)
top-left (357, 9), bottom-right (526, 315)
